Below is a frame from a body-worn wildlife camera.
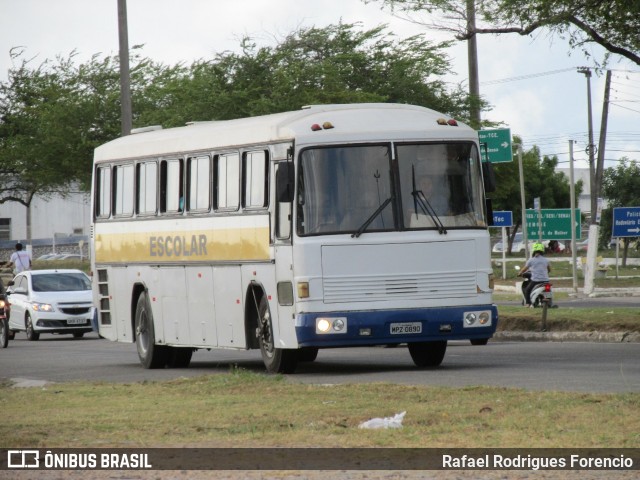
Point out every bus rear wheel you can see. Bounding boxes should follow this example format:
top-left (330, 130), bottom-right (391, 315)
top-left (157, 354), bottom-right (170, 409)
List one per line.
top-left (408, 341), bottom-right (447, 368)
top-left (135, 292), bottom-right (168, 369)
top-left (257, 296), bottom-right (298, 374)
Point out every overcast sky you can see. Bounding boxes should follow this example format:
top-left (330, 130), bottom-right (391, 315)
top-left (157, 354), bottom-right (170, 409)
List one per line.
top-left (1, 0), bottom-right (638, 171)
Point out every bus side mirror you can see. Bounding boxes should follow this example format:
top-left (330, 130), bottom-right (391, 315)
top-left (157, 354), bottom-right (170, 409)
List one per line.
top-left (276, 163), bottom-right (294, 203)
top-left (482, 162), bottom-right (496, 193)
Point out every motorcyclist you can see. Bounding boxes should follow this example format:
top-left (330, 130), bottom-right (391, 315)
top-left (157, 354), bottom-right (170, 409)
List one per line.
top-left (518, 243), bottom-right (551, 307)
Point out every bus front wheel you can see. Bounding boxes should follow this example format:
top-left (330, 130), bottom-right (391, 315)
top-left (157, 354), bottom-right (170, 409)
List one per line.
top-left (257, 296), bottom-right (298, 374)
top-left (135, 292), bottom-right (168, 369)
top-left (408, 341), bottom-right (447, 368)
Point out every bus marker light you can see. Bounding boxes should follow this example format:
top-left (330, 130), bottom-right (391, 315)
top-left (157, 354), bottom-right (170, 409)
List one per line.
top-left (311, 124), bottom-right (322, 131)
top-left (436, 118), bottom-right (447, 125)
top-left (447, 119), bottom-right (458, 126)
top-left (322, 122), bottom-right (334, 129)
top-left (297, 282), bottom-right (309, 298)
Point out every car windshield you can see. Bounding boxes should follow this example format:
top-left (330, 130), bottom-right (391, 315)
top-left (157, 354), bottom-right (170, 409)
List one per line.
top-left (31, 273), bottom-right (91, 292)
top-left (296, 142), bottom-right (486, 236)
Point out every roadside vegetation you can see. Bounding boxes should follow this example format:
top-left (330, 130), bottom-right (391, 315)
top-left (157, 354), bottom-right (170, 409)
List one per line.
top-left (1, 369), bottom-right (638, 449)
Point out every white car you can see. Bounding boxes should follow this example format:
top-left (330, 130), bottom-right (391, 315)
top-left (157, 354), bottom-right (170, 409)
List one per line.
top-left (7, 269), bottom-right (94, 340)
top-left (492, 233), bottom-right (527, 253)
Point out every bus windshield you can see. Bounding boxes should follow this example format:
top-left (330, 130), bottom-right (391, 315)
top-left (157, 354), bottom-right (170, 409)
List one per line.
top-left (297, 142), bottom-right (486, 236)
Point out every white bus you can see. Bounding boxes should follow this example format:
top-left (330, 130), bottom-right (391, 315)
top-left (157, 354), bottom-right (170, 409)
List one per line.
top-left (91, 103), bottom-right (498, 373)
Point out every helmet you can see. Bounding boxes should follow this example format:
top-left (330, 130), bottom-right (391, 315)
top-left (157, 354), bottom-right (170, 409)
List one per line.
top-left (532, 242), bottom-right (545, 254)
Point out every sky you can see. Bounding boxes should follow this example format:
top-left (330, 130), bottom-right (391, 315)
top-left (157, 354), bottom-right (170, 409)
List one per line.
top-left (1, 0), bottom-right (639, 171)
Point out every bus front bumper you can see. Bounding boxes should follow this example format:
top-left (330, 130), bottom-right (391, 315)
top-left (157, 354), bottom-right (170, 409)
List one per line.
top-left (294, 305), bottom-right (498, 348)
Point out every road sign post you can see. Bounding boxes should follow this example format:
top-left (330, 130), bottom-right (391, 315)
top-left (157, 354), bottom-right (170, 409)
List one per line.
top-left (525, 209), bottom-right (581, 241)
top-left (478, 128), bottom-right (513, 163)
top-left (612, 207), bottom-right (640, 237)
top-left (491, 211), bottom-right (513, 279)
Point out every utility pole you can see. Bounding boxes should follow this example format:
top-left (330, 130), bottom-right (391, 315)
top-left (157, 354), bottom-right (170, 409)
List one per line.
top-left (595, 71), bottom-right (612, 203)
top-left (569, 140), bottom-right (578, 292)
top-left (118, 0), bottom-right (132, 136)
top-left (577, 67), bottom-right (596, 223)
top-left (466, 0), bottom-right (481, 129)
top-left (577, 67), bottom-right (598, 295)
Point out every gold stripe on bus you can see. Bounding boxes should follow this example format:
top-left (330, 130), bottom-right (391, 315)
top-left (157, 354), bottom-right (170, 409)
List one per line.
top-left (94, 227), bottom-right (271, 263)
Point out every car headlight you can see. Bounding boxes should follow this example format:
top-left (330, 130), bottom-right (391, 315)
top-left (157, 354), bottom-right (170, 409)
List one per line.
top-left (32, 302), bottom-right (54, 312)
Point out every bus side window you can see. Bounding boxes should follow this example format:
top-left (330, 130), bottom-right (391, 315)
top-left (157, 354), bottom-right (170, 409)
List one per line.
top-left (215, 153), bottom-right (240, 211)
top-left (187, 155), bottom-right (211, 212)
top-left (243, 150), bottom-right (269, 209)
top-left (136, 161), bottom-right (157, 215)
top-left (160, 158), bottom-right (184, 214)
top-left (112, 164), bottom-right (134, 217)
top-left (95, 166), bottom-right (112, 218)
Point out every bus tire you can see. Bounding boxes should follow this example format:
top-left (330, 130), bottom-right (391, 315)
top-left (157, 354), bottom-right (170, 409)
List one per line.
top-left (166, 347), bottom-right (193, 368)
top-left (408, 341), bottom-right (447, 368)
top-left (470, 338), bottom-right (489, 346)
top-left (257, 296), bottom-right (298, 374)
top-left (298, 347), bottom-right (319, 362)
top-left (135, 292), bottom-right (168, 369)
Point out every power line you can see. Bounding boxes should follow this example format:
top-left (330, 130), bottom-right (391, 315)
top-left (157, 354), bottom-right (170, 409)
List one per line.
top-left (480, 67), bottom-right (577, 86)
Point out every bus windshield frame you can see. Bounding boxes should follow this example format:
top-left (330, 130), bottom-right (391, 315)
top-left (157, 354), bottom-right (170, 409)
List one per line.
top-left (296, 141), bottom-right (487, 237)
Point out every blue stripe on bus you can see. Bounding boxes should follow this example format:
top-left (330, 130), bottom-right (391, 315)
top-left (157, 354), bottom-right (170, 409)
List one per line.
top-left (295, 305), bottom-right (498, 347)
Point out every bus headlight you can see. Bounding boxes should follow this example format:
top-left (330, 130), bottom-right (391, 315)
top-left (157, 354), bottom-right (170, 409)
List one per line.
top-left (463, 310), bottom-right (492, 328)
top-left (316, 317), bottom-right (347, 334)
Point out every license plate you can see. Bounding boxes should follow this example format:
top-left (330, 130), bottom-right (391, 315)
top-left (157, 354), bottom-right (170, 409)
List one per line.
top-left (543, 291), bottom-right (553, 299)
top-left (390, 322), bottom-right (422, 334)
top-left (67, 318), bottom-right (87, 325)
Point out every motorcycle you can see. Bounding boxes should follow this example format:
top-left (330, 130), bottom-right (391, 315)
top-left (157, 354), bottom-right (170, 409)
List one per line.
top-left (518, 271), bottom-right (553, 308)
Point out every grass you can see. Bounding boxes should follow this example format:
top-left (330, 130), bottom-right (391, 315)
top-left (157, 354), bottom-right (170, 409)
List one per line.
top-left (1, 369), bottom-right (638, 449)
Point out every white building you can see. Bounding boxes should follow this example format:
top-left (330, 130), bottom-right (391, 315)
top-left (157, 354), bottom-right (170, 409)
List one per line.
top-left (0, 190), bottom-right (90, 243)
top-left (557, 167), bottom-right (592, 215)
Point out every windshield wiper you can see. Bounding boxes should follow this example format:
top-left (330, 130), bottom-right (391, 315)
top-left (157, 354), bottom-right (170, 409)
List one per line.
top-left (352, 197), bottom-right (392, 238)
top-left (411, 166), bottom-right (447, 235)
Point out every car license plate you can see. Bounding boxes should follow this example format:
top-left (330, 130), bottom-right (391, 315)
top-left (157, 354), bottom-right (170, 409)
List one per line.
top-left (390, 322), bottom-right (422, 334)
top-left (67, 318), bottom-right (87, 325)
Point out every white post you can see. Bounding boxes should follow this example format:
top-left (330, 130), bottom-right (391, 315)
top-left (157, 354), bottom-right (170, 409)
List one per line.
top-left (501, 226), bottom-right (507, 280)
top-left (569, 140), bottom-right (578, 292)
top-left (517, 145), bottom-right (529, 258)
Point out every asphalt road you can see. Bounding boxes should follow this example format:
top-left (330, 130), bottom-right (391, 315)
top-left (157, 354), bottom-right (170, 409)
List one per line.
top-left (2, 333), bottom-right (638, 393)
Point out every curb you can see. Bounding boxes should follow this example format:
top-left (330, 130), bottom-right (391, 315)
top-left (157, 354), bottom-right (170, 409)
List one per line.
top-left (494, 331), bottom-right (640, 343)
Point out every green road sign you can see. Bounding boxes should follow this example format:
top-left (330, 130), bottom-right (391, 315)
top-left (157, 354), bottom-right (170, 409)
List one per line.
top-left (478, 128), bottom-right (513, 163)
top-left (525, 208), bottom-right (581, 240)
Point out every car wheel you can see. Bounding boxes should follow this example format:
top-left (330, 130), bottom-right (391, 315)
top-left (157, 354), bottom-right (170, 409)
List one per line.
top-left (135, 292), bottom-right (168, 369)
top-left (408, 341), bottom-right (447, 368)
top-left (0, 318), bottom-right (8, 348)
top-left (257, 295), bottom-right (298, 374)
top-left (25, 314), bottom-right (40, 341)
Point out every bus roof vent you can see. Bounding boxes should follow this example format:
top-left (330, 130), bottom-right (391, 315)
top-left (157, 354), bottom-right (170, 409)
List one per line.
top-left (131, 125), bottom-right (163, 134)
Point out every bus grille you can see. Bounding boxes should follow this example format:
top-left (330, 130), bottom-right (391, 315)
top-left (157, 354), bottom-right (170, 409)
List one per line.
top-left (322, 271), bottom-right (476, 303)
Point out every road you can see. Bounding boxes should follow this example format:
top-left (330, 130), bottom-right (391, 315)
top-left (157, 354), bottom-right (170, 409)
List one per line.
top-left (2, 333), bottom-right (638, 393)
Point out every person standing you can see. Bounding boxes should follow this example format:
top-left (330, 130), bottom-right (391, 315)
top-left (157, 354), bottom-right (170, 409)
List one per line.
top-left (7, 242), bottom-right (31, 274)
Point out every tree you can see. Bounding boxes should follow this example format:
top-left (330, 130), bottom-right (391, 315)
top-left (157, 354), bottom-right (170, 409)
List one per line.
top-left (489, 141), bottom-right (582, 253)
top-left (136, 23), bottom-right (486, 127)
top-left (601, 159), bottom-right (640, 266)
top-left (364, 0), bottom-right (640, 66)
